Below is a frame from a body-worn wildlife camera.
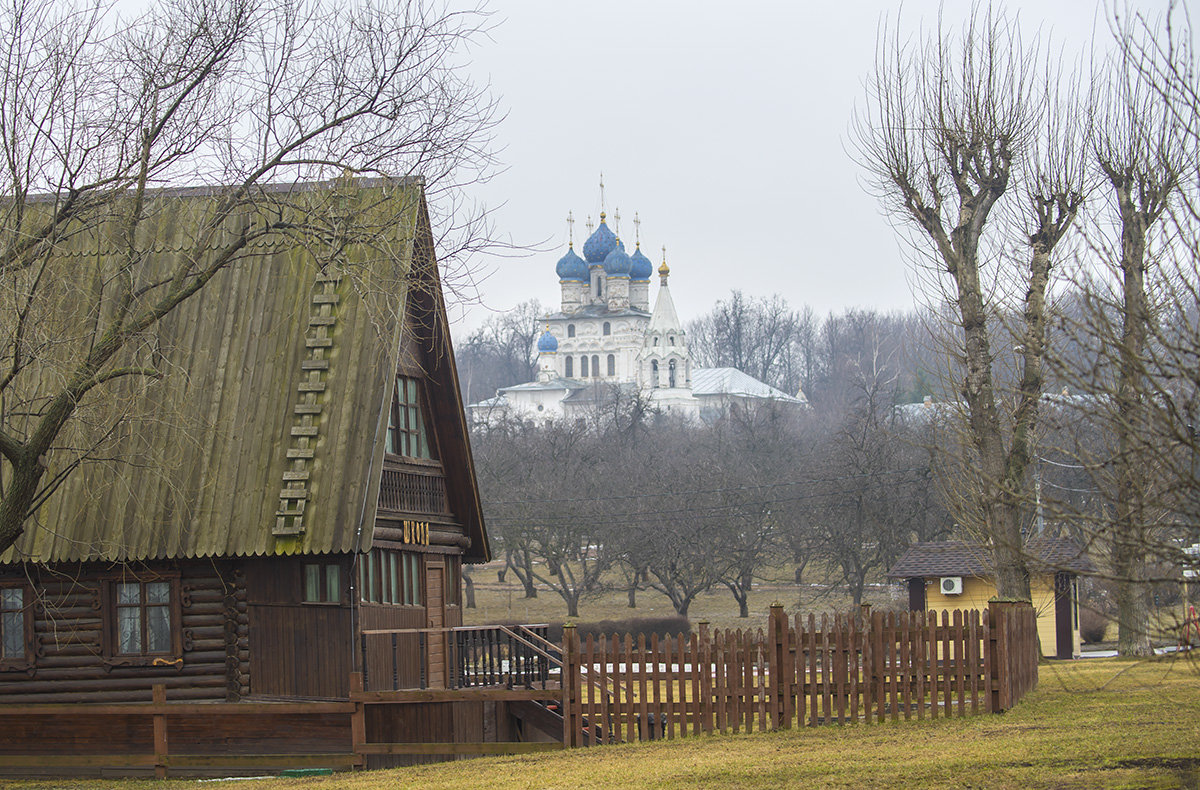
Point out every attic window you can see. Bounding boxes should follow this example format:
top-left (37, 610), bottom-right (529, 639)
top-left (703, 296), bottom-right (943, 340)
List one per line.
top-left (387, 376), bottom-right (433, 459)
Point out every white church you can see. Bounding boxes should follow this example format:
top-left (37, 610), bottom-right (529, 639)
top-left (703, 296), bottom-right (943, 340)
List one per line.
top-left (468, 204), bottom-right (807, 425)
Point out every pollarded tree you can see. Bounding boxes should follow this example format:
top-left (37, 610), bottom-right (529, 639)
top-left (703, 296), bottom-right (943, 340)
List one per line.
top-left (1049, 9), bottom-right (1190, 656)
top-left (0, 0), bottom-right (500, 555)
top-left (853, 5), bottom-right (1084, 601)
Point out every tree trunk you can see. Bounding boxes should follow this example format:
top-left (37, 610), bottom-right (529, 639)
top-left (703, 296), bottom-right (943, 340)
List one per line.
top-left (463, 570), bottom-right (476, 609)
top-left (1112, 190), bottom-right (1154, 657)
top-left (627, 585), bottom-right (637, 608)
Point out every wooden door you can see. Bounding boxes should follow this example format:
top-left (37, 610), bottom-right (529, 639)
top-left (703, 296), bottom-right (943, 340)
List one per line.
top-left (1054, 572), bottom-right (1073, 659)
top-left (426, 563), bottom-right (447, 687)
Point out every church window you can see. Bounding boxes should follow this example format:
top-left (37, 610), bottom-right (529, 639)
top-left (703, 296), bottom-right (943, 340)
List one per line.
top-left (596, 278), bottom-right (602, 297)
top-left (591, 355), bottom-right (599, 377)
top-left (567, 325), bottom-right (575, 338)
top-left (387, 376), bottom-right (433, 459)
top-left (652, 337), bottom-right (658, 346)
top-left (669, 335), bottom-right (675, 346)
top-left (603, 322), bottom-right (611, 336)
top-left (607, 354), bottom-right (615, 376)
top-left (651, 360), bottom-right (660, 388)
top-left (669, 359), bottom-right (677, 388)
top-left (580, 356), bottom-right (589, 377)
top-left (565, 356), bottom-right (573, 377)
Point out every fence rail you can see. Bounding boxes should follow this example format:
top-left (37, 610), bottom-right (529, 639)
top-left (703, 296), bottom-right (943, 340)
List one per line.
top-left (0, 604), bottom-right (1039, 776)
top-left (561, 601), bottom-right (1039, 746)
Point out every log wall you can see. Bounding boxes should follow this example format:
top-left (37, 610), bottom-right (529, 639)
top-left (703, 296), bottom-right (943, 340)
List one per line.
top-left (0, 560), bottom-right (248, 704)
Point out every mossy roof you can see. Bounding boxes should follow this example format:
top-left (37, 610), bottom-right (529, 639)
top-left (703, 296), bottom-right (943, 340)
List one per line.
top-left (3, 178), bottom-right (440, 563)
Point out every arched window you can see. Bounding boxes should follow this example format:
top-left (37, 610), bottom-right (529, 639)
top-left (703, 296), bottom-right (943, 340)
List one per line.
top-left (602, 322), bottom-right (611, 336)
top-left (567, 324), bottom-right (575, 338)
top-left (651, 360), bottom-right (660, 388)
top-left (668, 359), bottom-right (677, 388)
top-left (595, 277), bottom-right (602, 297)
top-left (565, 356), bottom-right (573, 377)
top-left (591, 355), bottom-right (599, 377)
top-left (580, 356), bottom-right (588, 377)
top-left (668, 335), bottom-right (675, 346)
top-left (607, 354), bottom-right (615, 376)
top-left (652, 337), bottom-right (658, 346)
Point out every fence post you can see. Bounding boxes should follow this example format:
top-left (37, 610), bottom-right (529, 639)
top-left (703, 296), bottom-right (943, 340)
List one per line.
top-left (698, 622), bottom-right (712, 734)
top-left (562, 624), bottom-right (579, 748)
top-left (349, 672), bottom-right (365, 770)
top-left (768, 604), bottom-right (787, 730)
top-left (152, 684), bottom-right (167, 780)
top-left (988, 601), bottom-right (1011, 712)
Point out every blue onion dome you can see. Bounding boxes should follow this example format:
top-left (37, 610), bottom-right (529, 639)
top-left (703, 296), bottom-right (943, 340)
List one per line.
top-left (582, 213), bottom-right (618, 264)
top-left (536, 328), bottom-right (558, 353)
top-left (603, 239), bottom-right (632, 277)
top-left (629, 243), bottom-right (653, 281)
top-left (555, 244), bottom-right (587, 281)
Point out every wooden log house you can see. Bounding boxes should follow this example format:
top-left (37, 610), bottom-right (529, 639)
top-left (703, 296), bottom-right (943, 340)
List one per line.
top-left (0, 178), bottom-right (490, 705)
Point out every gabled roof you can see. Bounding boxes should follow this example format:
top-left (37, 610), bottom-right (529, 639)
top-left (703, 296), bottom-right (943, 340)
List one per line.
top-left (692, 367), bottom-right (807, 403)
top-left (888, 538), bottom-right (1096, 578)
top-left (5, 178), bottom-right (487, 564)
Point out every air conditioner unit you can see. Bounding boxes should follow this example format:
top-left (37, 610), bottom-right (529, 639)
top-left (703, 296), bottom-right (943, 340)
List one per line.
top-left (940, 576), bottom-right (963, 595)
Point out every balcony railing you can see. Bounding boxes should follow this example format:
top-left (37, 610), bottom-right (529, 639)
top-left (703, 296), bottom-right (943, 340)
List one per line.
top-left (378, 463), bottom-right (448, 515)
top-left (360, 624), bottom-right (556, 691)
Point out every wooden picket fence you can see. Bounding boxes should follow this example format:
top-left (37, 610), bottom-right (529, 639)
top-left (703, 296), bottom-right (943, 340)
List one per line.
top-left (561, 601), bottom-right (1038, 745)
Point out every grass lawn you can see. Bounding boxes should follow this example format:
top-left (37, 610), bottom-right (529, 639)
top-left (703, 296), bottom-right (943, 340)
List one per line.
top-left (3, 655), bottom-right (1197, 790)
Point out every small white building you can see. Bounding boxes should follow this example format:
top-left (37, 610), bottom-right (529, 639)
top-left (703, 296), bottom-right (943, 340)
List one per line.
top-left (468, 206), bottom-right (806, 425)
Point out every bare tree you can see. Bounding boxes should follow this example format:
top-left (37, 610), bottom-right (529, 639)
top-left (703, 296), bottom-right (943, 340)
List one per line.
top-left (455, 299), bottom-right (543, 405)
top-left (854, 5), bottom-right (1084, 601)
top-left (688, 291), bottom-right (809, 396)
top-left (0, 0), bottom-right (500, 556)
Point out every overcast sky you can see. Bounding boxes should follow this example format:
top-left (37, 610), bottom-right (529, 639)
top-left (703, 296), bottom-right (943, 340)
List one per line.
top-left (448, 0), bottom-right (1122, 334)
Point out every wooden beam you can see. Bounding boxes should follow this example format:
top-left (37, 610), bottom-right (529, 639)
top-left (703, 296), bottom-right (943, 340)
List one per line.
top-left (0, 754), bottom-right (356, 769)
top-left (163, 754), bottom-right (357, 768)
top-left (0, 701), bottom-right (355, 715)
top-left (358, 742), bottom-right (564, 756)
top-left (351, 688), bottom-right (562, 703)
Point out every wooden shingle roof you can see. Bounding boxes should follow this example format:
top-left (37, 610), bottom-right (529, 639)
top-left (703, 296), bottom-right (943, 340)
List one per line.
top-left (888, 537), bottom-right (1096, 578)
top-left (3, 178), bottom-right (469, 564)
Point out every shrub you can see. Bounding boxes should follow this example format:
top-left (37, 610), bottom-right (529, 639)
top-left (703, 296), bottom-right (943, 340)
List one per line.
top-left (1079, 607), bottom-right (1109, 644)
top-left (542, 615), bottom-right (692, 644)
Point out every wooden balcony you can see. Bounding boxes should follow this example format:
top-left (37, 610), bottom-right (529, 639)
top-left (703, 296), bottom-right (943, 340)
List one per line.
top-left (378, 458), bottom-right (449, 515)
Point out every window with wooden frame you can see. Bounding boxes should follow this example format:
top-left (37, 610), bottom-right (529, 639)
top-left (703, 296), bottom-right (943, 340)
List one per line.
top-left (302, 562), bottom-right (342, 603)
top-left (105, 577), bottom-right (181, 661)
top-left (359, 549), bottom-right (422, 606)
top-left (0, 584), bottom-right (32, 669)
top-left (444, 556), bottom-right (462, 607)
top-left (386, 376), bottom-right (433, 459)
